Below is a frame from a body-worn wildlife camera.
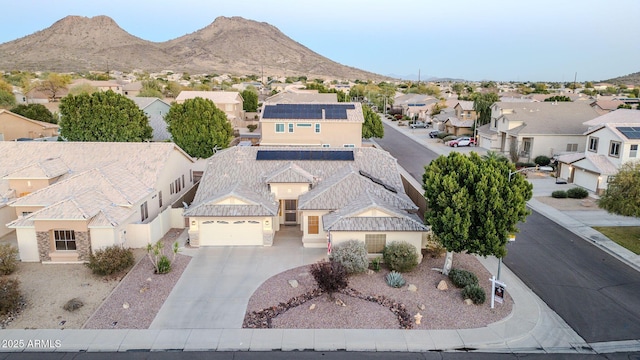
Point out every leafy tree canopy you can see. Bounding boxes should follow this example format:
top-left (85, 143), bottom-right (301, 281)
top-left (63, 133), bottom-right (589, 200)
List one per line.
top-left (59, 90), bottom-right (152, 142)
top-left (599, 161), bottom-right (640, 217)
top-left (165, 97), bottom-right (233, 158)
top-left (241, 88), bottom-right (259, 112)
top-left (362, 104), bottom-right (384, 139)
top-left (10, 104), bottom-right (56, 123)
top-left (544, 95), bottom-right (572, 102)
top-left (0, 79), bottom-right (13, 93)
top-left (423, 152), bottom-right (532, 258)
top-left (472, 92), bottom-right (500, 126)
top-left (0, 89), bottom-right (16, 109)
top-left (68, 83), bottom-right (98, 96)
top-left (37, 73), bottom-right (72, 100)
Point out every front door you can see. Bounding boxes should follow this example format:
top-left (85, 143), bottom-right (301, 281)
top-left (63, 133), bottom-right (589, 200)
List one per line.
top-left (284, 199), bottom-right (297, 224)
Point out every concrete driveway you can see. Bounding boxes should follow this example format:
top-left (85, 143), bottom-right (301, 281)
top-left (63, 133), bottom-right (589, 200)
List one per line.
top-left (149, 227), bottom-right (326, 329)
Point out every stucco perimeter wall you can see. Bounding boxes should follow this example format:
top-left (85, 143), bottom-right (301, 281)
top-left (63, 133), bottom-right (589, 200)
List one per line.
top-left (330, 231), bottom-right (424, 263)
top-left (16, 227), bottom-right (38, 262)
top-left (126, 207), bottom-right (183, 248)
top-left (0, 205), bottom-right (16, 238)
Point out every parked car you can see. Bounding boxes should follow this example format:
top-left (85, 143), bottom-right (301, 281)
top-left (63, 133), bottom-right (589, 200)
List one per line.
top-left (429, 130), bottom-right (444, 138)
top-left (448, 137), bottom-right (476, 147)
top-left (409, 121), bottom-right (430, 129)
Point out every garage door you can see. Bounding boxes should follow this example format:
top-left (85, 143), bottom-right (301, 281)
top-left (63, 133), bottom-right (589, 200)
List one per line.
top-left (572, 170), bottom-right (598, 193)
top-left (199, 219), bottom-right (263, 246)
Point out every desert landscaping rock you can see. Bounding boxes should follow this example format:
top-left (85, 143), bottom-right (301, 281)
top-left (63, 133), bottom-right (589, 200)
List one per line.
top-left (408, 284), bottom-right (417, 292)
top-left (288, 279), bottom-right (299, 288)
top-left (437, 280), bottom-right (448, 290)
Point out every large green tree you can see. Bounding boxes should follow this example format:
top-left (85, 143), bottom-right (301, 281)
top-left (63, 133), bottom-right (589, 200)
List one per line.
top-left (10, 104), bottom-right (56, 123)
top-left (165, 97), bottom-right (233, 158)
top-left (423, 152), bottom-right (532, 274)
top-left (598, 161), bottom-right (640, 217)
top-left (472, 92), bottom-right (500, 126)
top-left (362, 104), bottom-right (384, 139)
top-left (59, 90), bottom-right (152, 142)
top-left (241, 88), bottom-right (259, 112)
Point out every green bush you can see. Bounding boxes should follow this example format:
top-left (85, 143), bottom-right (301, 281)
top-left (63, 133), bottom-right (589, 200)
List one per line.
top-left (86, 245), bottom-right (134, 276)
top-left (385, 271), bottom-right (406, 288)
top-left (0, 244), bottom-right (19, 275)
top-left (370, 257), bottom-right (382, 272)
top-left (383, 241), bottom-right (418, 272)
top-left (436, 132), bottom-right (453, 139)
top-left (534, 155), bottom-right (551, 166)
top-left (567, 187), bottom-right (589, 199)
top-left (461, 284), bottom-right (486, 304)
top-left (247, 124), bottom-right (258, 132)
top-left (449, 268), bottom-right (479, 288)
top-left (156, 255), bottom-right (171, 274)
top-left (515, 162), bottom-right (536, 168)
top-left (551, 190), bottom-right (568, 198)
top-left (0, 278), bottom-right (22, 316)
top-left (310, 260), bottom-right (348, 299)
top-left (330, 240), bottom-right (369, 274)
top-left (443, 135), bottom-right (458, 142)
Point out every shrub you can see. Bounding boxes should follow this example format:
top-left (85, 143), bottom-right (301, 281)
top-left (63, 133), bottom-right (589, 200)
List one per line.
top-left (0, 278), bottom-right (22, 316)
top-left (534, 155), bottom-right (551, 166)
top-left (157, 255), bottom-right (171, 274)
top-left (310, 260), bottom-right (348, 299)
top-left (330, 240), bottom-right (369, 274)
top-left (0, 244), bottom-right (19, 275)
top-left (383, 241), bottom-right (418, 273)
top-left (385, 271), bottom-right (406, 288)
top-left (436, 132), bottom-right (453, 139)
top-left (462, 284), bottom-right (486, 304)
top-left (63, 298), bottom-right (84, 312)
top-left (247, 124), bottom-right (258, 132)
top-left (86, 245), bottom-right (134, 276)
top-left (443, 135), bottom-right (458, 142)
top-left (551, 190), bottom-right (568, 198)
top-left (147, 241), bottom-right (179, 274)
top-left (370, 257), bottom-right (382, 272)
top-left (567, 187), bottom-right (589, 199)
top-left (515, 162), bottom-right (536, 168)
top-left (449, 268), bottom-right (479, 288)
top-left (424, 232), bottom-right (446, 258)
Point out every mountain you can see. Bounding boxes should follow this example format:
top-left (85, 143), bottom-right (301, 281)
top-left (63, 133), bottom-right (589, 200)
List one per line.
top-left (603, 72), bottom-right (640, 86)
top-left (0, 15), bottom-right (386, 80)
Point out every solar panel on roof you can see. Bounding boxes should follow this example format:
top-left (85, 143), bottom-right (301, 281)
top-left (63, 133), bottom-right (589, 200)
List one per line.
top-left (262, 104), bottom-right (355, 119)
top-left (256, 150), bottom-right (354, 161)
top-left (616, 127), bottom-right (640, 139)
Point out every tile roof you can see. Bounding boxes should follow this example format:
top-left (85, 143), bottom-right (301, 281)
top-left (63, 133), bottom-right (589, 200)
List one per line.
top-left (445, 117), bottom-right (474, 128)
top-left (556, 152), bottom-right (618, 175)
top-left (184, 183), bottom-right (278, 217)
top-left (495, 102), bottom-right (600, 135)
top-left (456, 101), bottom-right (474, 111)
top-left (265, 163), bottom-right (315, 183)
top-left (264, 92), bottom-right (338, 104)
top-left (176, 91), bottom-right (242, 104)
top-left (4, 157), bottom-right (69, 179)
top-left (583, 109), bottom-right (640, 127)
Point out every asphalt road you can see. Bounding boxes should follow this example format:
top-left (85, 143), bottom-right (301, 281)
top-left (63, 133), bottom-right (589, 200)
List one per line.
top-left (374, 122), bottom-right (640, 343)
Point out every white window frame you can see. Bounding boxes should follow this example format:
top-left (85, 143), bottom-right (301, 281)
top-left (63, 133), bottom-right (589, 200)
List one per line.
top-left (588, 136), bottom-right (598, 152)
top-left (630, 144), bottom-right (638, 158)
top-left (275, 123), bottom-right (285, 133)
top-left (609, 140), bottom-right (621, 158)
top-left (288, 123), bottom-right (294, 133)
top-left (315, 123), bottom-right (321, 133)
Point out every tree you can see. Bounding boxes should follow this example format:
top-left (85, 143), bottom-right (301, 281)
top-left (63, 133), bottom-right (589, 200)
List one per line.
top-left (241, 88), bottom-right (259, 112)
top-left (423, 152), bottom-right (532, 275)
top-left (361, 104), bottom-right (384, 139)
top-left (472, 92), bottom-right (499, 126)
top-left (164, 81), bottom-right (182, 98)
top-left (37, 73), bottom-right (71, 101)
top-left (451, 83), bottom-right (465, 95)
top-left (544, 95), bottom-right (572, 102)
top-left (165, 97), bottom-right (233, 158)
top-left (532, 83), bottom-right (549, 94)
top-left (68, 83), bottom-right (98, 96)
top-left (598, 161), bottom-right (640, 217)
top-left (138, 80), bottom-right (164, 98)
top-left (10, 104), bottom-right (56, 123)
top-left (59, 90), bottom-right (152, 142)
top-left (0, 89), bottom-right (15, 109)
top-left (618, 104), bottom-right (632, 109)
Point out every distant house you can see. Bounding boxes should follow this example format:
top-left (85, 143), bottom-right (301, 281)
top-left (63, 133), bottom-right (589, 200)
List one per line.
top-left (122, 82), bottom-right (143, 97)
top-left (175, 91), bottom-right (244, 128)
top-left (556, 109), bottom-right (640, 194)
top-left (591, 100), bottom-right (626, 115)
top-left (1, 142), bottom-right (195, 263)
top-left (70, 79), bottom-right (123, 94)
top-left (184, 146), bottom-right (428, 261)
top-left (453, 101), bottom-right (477, 122)
top-left (392, 94), bottom-right (438, 121)
top-left (130, 97), bottom-right (172, 141)
top-left (477, 102), bottom-right (601, 162)
top-left (0, 109), bottom-right (59, 141)
top-left (443, 117), bottom-right (474, 137)
top-left (259, 103), bottom-right (364, 147)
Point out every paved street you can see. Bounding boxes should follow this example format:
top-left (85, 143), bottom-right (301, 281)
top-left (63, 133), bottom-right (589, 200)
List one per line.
top-left (375, 120), bottom-right (640, 343)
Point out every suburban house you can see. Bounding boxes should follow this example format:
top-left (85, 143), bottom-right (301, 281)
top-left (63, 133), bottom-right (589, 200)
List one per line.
top-left (264, 91), bottom-right (338, 104)
top-left (130, 97), bottom-right (172, 142)
top-left (175, 91), bottom-right (244, 128)
top-left (122, 82), bottom-right (143, 97)
top-left (0, 109), bottom-right (59, 141)
top-left (184, 147), bottom-right (428, 261)
top-left (453, 101), bottom-right (477, 122)
top-left (443, 117), bottom-right (474, 137)
top-left (259, 103), bottom-right (364, 147)
top-left (70, 79), bottom-right (123, 94)
top-left (476, 102), bottom-right (601, 162)
top-left (591, 100), bottom-right (625, 115)
top-left (392, 94), bottom-right (438, 121)
top-left (556, 109), bottom-right (640, 194)
top-left (1, 142), bottom-right (195, 263)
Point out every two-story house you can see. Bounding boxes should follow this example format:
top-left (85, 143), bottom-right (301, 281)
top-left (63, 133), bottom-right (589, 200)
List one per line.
top-left (476, 102), bottom-right (601, 162)
top-left (1, 142), bottom-right (195, 263)
top-left (184, 147), bottom-right (428, 262)
top-left (556, 109), bottom-right (640, 194)
top-left (175, 91), bottom-right (244, 128)
top-left (453, 101), bottom-right (477, 121)
top-left (259, 103), bottom-right (364, 148)
top-left (392, 94), bottom-right (438, 121)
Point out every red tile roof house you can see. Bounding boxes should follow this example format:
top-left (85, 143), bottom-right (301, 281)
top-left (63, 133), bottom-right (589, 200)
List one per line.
top-left (1, 142), bottom-right (195, 263)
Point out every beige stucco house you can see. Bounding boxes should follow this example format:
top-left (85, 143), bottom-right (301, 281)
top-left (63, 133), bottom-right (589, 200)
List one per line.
top-left (453, 100), bottom-right (477, 122)
top-left (259, 103), bottom-right (364, 147)
top-left (556, 109), bottom-right (640, 194)
top-left (477, 102), bottom-right (601, 162)
top-left (444, 117), bottom-right (474, 137)
top-left (175, 91), bottom-right (244, 128)
top-left (2, 142), bottom-right (195, 263)
top-left (0, 109), bottom-right (59, 141)
top-left (184, 147), bottom-right (427, 261)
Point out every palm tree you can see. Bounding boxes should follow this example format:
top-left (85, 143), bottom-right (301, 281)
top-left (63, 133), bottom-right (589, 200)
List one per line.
top-left (482, 150), bottom-right (509, 163)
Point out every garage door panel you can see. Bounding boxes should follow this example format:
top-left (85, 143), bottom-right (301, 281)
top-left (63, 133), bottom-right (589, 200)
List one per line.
top-left (573, 170), bottom-right (597, 193)
top-left (200, 220), bottom-right (262, 246)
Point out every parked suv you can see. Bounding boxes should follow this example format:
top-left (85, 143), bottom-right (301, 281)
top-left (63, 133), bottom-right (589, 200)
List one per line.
top-left (448, 137), bottom-right (476, 147)
top-left (409, 121), bottom-right (429, 129)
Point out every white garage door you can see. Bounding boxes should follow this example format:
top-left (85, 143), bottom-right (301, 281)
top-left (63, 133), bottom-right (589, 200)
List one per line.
top-left (572, 170), bottom-right (598, 193)
top-left (199, 219), bottom-right (263, 246)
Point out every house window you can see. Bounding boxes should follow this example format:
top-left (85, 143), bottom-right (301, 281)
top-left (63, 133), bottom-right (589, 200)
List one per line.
top-left (182, 174), bottom-right (185, 188)
top-left (170, 183), bottom-right (174, 195)
top-left (288, 123), bottom-right (294, 133)
top-left (141, 202), bottom-right (148, 222)
top-left (308, 216), bottom-right (319, 234)
top-left (322, 144), bottom-right (330, 148)
top-left (365, 234), bottom-right (386, 253)
top-left (609, 141), bottom-right (621, 158)
top-left (343, 144), bottom-right (355, 148)
top-left (588, 136), bottom-right (598, 152)
top-left (158, 191), bottom-right (163, 208)
top-left (315, 123), bottom-right (321, 133)
top-left (190, 170), bottom-right (193, 183)
top-left (630, 144), bottom-right (638, 158)
top-left (297, 123), bottom-right (312, 127)
top-left (566, 143), bottom-right (578, 152)
top-left (21, 211), bottom-right (32, 217)
top-left (54, 230), bottom-right (76, 251)
top-left (275, 123), bottom-right (285, 133)
top-left (493, 119), bottom-right (497, 128)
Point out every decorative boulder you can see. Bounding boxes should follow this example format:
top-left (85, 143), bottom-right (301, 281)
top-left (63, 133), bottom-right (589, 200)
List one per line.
top-left (437, 280), bottom-right (448, 290)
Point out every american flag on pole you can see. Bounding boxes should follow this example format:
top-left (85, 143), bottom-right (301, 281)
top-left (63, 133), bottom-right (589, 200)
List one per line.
top-left (327, 232), bottom-right (332, 255)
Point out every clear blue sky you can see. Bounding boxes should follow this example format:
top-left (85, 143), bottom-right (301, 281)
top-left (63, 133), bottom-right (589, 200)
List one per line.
top-left (2, 0), bottom-right (638, 82)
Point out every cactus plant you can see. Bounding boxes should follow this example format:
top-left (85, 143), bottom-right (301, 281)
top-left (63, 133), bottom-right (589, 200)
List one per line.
top-left (386, 271), bottom-right (406, 288)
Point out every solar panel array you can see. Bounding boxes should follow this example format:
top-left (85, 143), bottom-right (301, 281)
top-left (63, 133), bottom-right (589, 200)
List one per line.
top-left (262, 104), bottom-right (356, 119)
top-left (617, 127), bottom-right (640, 139)
top-left (256, 150), bottom-right (354, 161)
